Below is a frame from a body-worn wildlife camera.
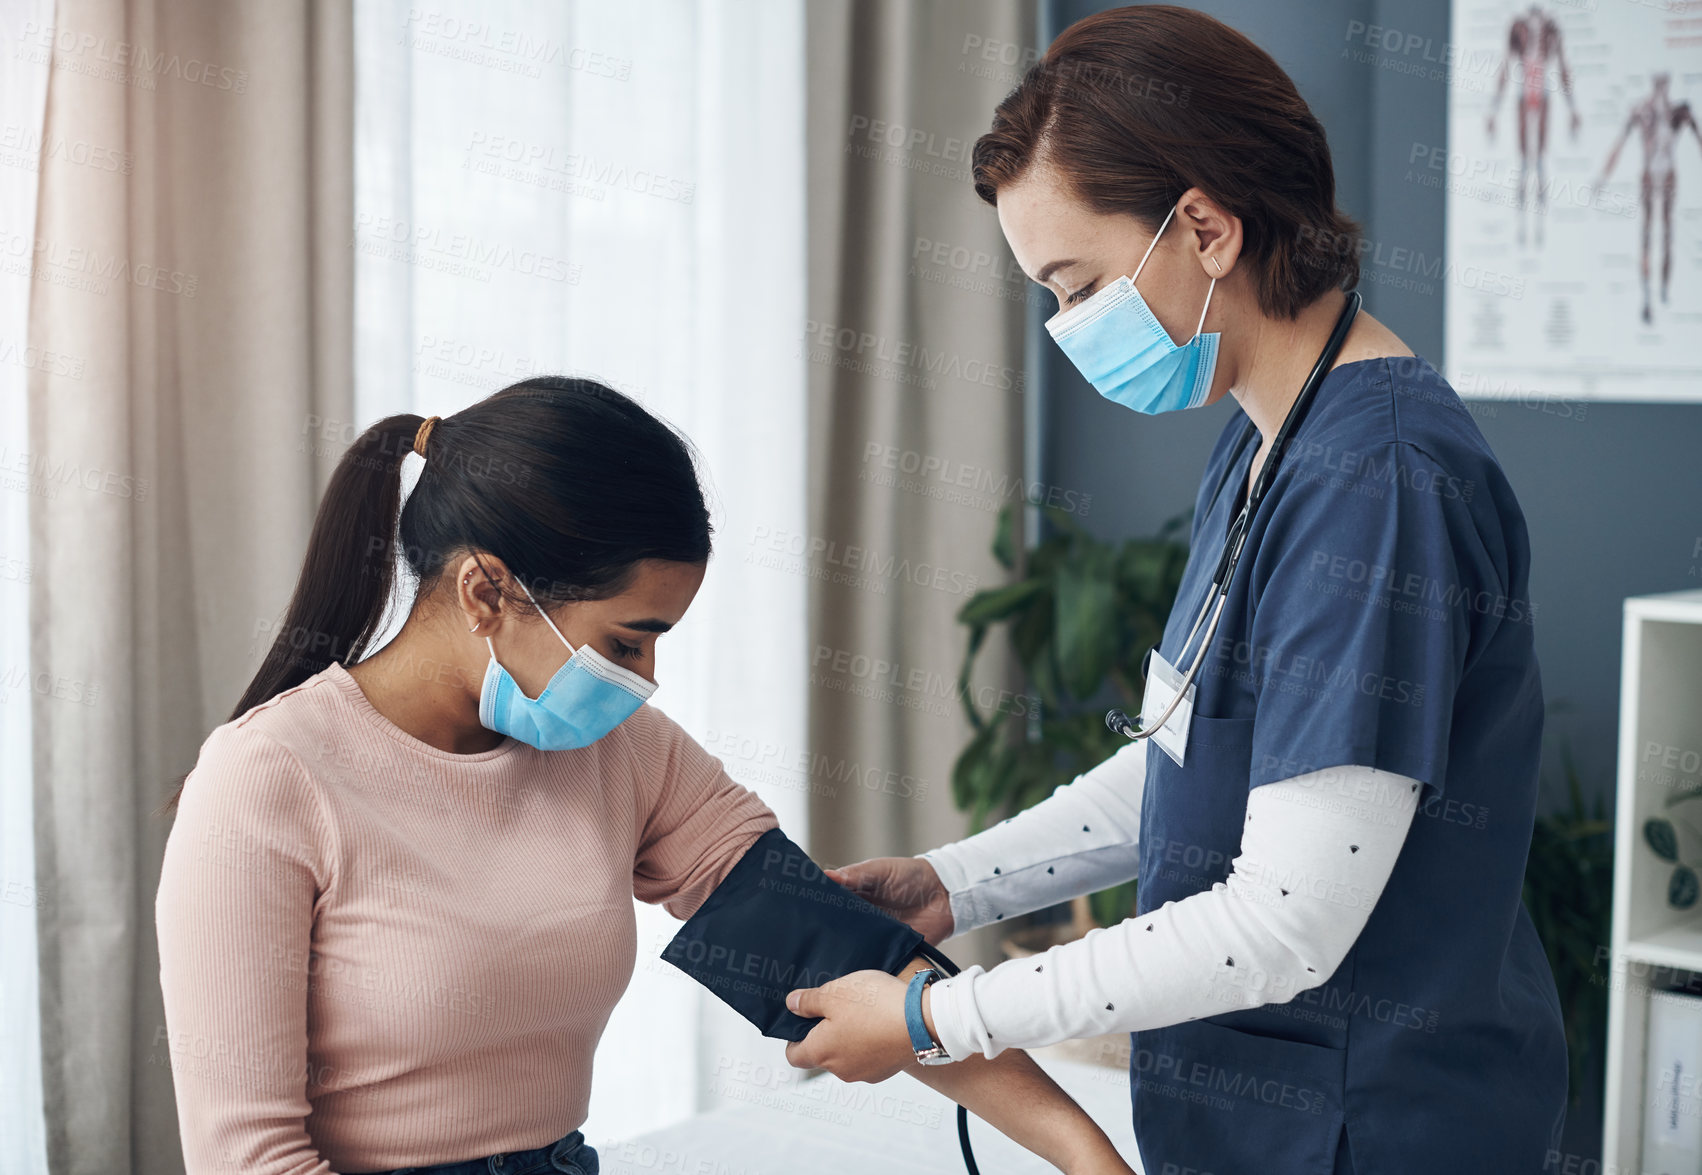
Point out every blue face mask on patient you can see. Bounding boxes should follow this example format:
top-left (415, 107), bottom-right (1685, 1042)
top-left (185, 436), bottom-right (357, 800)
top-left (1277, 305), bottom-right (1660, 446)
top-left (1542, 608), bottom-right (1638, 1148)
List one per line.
top-left (1044, 204), bottom-right (1222, 415)
top-left (477, 578), bottom-right (656, 751)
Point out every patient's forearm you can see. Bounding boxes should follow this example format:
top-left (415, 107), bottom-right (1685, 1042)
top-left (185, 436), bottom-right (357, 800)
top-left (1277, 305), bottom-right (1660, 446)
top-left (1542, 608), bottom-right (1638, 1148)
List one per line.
top-left (894, 958), bottom-right (1129, 1174)
top-left (900, 1051), bottom-right (1129, 1174)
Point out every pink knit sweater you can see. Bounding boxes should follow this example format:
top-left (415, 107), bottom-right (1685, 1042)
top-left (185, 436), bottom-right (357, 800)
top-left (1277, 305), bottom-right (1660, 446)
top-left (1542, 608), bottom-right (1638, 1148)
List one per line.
top-left (155, 661), bottom-right (777, 1174)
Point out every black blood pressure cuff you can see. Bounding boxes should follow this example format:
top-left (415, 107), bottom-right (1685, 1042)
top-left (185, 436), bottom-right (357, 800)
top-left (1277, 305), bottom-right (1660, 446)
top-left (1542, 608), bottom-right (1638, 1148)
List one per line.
top-left (661, 827), bottom-right (925, 1042)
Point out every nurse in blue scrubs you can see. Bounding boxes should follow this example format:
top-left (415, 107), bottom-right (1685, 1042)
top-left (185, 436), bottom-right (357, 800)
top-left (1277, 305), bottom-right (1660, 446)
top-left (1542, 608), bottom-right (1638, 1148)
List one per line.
top-left (784, 7), bottom-right (1569, 1174)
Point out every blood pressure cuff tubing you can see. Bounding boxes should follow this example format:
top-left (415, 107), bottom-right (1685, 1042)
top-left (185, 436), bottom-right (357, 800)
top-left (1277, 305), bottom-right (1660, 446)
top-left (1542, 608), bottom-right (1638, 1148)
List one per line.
top-left (661, 827), bottom-right (925, 1042)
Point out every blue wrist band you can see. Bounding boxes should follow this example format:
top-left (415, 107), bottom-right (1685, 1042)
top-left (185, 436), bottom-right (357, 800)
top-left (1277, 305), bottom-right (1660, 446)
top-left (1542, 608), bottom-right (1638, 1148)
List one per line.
top-left (905, 967), bottom-right (941, 1054)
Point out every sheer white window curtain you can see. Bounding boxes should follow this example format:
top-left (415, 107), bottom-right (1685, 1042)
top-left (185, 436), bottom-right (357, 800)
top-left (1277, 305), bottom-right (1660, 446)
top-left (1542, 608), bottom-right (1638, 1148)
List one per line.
top-left (354, 0), bottom-right (807, 1145)
top-left (0, 2), bottom-right (55, 1171)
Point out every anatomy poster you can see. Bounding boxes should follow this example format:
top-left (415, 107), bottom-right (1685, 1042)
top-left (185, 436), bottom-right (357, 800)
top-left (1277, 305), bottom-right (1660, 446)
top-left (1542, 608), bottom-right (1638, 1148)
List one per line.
top-left (1444, 0), bottom-right (1702, 402)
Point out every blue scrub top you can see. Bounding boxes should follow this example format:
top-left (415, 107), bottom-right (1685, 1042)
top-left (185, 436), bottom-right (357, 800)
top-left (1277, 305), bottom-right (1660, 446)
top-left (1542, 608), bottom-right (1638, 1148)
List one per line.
top-left (1129, 354), bottom-right (1567, 1174)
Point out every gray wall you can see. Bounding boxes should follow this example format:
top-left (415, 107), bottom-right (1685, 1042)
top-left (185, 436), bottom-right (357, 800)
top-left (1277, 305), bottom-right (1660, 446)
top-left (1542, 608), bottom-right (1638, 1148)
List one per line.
top-left (1041, 0), bottom-right (1702, 811)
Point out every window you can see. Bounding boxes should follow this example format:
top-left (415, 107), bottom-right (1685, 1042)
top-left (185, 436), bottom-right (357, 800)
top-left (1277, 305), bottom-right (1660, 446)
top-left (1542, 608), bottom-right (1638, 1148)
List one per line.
top-left (355, 0), bottom-right (807, 1142)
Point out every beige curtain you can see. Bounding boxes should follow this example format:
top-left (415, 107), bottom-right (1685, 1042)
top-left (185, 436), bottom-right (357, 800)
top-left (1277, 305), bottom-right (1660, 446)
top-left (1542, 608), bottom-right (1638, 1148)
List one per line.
top-left (806, 0), bottom-right (1037, 969)
top-left (26, 1), bottom-right (352, 1170)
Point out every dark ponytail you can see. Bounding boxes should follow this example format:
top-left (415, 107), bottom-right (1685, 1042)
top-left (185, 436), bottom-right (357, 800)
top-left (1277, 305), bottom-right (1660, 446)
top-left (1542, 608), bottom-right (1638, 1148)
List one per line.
top-left (158, 376), bottom-right (712, 816)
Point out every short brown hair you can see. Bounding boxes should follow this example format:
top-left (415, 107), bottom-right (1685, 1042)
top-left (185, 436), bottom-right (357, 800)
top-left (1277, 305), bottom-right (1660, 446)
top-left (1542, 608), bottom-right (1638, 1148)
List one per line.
top-left (972, 5), bottom-right (1361, 319)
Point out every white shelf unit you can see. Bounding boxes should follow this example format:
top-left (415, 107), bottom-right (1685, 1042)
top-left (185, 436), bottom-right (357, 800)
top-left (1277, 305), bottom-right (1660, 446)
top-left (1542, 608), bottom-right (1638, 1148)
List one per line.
top-left (1603, 589), bottom-right (1702, 1172)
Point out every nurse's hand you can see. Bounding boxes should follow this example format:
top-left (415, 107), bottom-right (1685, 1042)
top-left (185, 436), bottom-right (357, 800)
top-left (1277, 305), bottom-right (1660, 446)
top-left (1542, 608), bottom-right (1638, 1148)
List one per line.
top-left (783, 969), bottom-right (914, 1083)
top-left (790, 958), bottom-right (1139, 1175)
top-left (824, 857), bottom-right (953, 944)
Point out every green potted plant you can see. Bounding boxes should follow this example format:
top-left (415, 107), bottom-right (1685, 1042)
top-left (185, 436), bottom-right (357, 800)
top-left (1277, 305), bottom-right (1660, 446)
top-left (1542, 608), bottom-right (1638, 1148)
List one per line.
top-left (1640, 779), bottom-right (1702, 910)
top-left (1521, 746), bottom-right (1614, 1108)
top-left (952, 503), bottom-right (1189, 931)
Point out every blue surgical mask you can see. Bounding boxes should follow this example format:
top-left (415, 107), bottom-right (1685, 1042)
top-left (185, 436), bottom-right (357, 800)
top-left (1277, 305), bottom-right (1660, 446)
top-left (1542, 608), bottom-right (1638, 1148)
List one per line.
top-left (1044, 205), bottom-right (1221, 415)
top-left (477, 578), bottom-right (656, 750)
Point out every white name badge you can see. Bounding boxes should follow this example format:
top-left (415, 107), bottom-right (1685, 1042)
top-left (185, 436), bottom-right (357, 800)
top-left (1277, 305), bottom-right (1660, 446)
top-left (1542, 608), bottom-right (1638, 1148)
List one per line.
top-left (1141, 647), bottom-right (1195, 768)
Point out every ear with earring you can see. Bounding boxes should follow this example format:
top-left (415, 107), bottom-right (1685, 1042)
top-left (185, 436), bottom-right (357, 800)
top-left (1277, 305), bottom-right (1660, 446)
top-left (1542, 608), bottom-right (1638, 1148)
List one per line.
top-left (465, 571), bottom-right (482, 633)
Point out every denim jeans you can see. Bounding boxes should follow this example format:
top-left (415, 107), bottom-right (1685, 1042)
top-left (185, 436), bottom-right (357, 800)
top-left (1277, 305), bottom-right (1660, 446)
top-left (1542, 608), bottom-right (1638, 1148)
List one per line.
top-left (344, 1128), bottom-right (598, 1175)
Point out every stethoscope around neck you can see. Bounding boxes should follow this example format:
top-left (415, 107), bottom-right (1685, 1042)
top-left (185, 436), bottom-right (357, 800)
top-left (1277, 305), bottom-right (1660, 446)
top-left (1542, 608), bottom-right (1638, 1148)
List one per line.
top-left (1105, 288), bottom-right (1362, 742)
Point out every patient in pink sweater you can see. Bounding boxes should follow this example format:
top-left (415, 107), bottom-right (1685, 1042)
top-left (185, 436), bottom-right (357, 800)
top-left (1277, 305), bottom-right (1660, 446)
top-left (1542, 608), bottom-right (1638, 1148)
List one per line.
top-left (155, 378), bottom-right (1132, 1175)
top-left (158, 659), bottom-right (772, 1174)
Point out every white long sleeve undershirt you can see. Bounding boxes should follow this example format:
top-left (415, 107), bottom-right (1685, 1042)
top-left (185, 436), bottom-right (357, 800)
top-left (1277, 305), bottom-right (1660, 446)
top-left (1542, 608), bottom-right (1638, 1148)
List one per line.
top-left (918, 745), bottom-right (1421, 1061)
